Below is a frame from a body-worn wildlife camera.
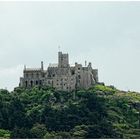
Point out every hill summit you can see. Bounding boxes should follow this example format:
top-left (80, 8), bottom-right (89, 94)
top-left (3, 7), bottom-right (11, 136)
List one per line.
top-left (0, 84), bottom-right (140, 138)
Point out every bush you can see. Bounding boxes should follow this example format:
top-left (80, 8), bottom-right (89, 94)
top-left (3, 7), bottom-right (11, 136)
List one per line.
top-left (0, 129), bottom-right (10, 138)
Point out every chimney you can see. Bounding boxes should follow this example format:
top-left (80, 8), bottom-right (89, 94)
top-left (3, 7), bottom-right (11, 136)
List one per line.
top-left (41, 61), bottom-right (44, 70)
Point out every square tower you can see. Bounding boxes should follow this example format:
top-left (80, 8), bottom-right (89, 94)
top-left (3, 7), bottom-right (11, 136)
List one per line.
top-left (58, 52), bottom-right (69, 68)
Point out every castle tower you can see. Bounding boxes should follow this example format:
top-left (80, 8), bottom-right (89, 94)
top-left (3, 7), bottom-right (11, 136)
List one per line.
top-left (58, 52), bottom-right (69, 68)
top-left (19, 51), bottom-right (98, 91)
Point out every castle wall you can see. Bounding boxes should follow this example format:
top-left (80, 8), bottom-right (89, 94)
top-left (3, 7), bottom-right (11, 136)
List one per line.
top-left (19, 52), bottom-right (98, 91)
top-left (46, 66), bottom-right (76, 91)
top-left (92, 69), bottom-right (98, 82)
top-left (44, 76), bottom-right (75, 92)
top-left (58, 52), bottom-right (69, 68)
top-left (20, 69), bottom-right (45, 88)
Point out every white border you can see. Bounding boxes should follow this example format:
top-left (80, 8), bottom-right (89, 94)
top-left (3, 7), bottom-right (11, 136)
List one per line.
top-left (0, 0), bottom-right (140, 2)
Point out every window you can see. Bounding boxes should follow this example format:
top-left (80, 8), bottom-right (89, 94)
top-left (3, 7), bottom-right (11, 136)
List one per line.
top-left (78, 75), bottom-right (81, 79)
top-left (48, 74), bottom-right (51, 77)
top-left (36, 81), bottom-right (38, 85)
top-left (25, 81), bottom-right (28, 87)
top-left (71, 70), bottom-right (75, 75)
top-left (31, 81), bottom-right (33, 87)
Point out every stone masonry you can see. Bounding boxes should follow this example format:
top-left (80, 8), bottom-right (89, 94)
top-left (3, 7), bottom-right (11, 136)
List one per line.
top-left (19, 52), bottom-right (98, 91)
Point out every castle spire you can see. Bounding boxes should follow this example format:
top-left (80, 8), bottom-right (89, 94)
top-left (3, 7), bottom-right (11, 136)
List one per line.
top-left (41, 61), bottom-right (44, 70)
top-left (85, 60), bottom-right (87, 67)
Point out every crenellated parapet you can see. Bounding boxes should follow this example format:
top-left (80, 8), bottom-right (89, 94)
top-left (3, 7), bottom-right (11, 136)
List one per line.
top-left (19, 51), bottom-right (98, 91)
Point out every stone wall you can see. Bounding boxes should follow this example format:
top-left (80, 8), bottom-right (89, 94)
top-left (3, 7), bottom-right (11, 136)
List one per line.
top-left (19, 52), bottom-right (98, 91)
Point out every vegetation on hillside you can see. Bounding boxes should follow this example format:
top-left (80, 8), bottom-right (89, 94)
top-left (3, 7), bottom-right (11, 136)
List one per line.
top-left (0, 85), bottom-right (140, 138)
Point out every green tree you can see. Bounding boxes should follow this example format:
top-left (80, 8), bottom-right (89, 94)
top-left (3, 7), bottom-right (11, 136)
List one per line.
top-left (0, 129), bottom-right (10, 138)
top-left (30, 123), bottom-right (47, 138)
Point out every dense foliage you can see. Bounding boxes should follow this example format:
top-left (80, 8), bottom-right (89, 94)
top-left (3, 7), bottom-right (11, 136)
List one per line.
top-left (0, 85), bottom-right (140, 138)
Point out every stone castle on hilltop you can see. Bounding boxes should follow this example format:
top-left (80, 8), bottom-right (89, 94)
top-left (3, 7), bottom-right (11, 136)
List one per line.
top-left (19, 52), bottom-right (98, 91)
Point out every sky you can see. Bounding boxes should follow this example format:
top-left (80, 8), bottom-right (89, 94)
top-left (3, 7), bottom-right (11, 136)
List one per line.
top-left (0, 1), bottom-right (140, 92)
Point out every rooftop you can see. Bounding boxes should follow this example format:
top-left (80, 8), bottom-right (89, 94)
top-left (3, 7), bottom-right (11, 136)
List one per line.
top-left (24, 68), bottom-right (42, 72)
top-left (48, 63), bottom-right (58, 67)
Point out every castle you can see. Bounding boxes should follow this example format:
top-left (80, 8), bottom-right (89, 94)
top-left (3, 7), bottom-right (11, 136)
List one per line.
top-left (19, 52), bottom-right (98, 91)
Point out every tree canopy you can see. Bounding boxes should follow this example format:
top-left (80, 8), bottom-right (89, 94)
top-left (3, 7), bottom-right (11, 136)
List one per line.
top-left (0, 85), bottom-right (140, 138)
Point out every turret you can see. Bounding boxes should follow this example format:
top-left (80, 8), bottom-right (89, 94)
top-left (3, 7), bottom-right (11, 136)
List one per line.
top-left (85, 60), bottom-right (87, 67)
top-left (88, 62), bottom-right (92, 68)
top-left (41, 61), bottom-right (44, 70)
top-left (58, 52), bottom-right (69, 68)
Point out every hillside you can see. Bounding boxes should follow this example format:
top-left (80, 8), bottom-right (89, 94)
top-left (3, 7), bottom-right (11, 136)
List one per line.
top-left (0, 84), bottom-right (140, 138)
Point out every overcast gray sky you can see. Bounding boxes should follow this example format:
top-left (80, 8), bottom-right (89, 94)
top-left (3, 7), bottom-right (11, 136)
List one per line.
top-left (0, 1), bottom-right (140, 92)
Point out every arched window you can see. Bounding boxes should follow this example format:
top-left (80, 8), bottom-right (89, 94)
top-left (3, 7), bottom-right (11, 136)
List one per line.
top-left (78, 75), bottom-right (81, 79)
top-left (71, 70), bottom-right (75, 75)
top-left (36, 81), bottom-right (38, 85)
top-left (31, 81), bottom-right (33, 87)
top-left (25, 81), bottom-right (28, 87)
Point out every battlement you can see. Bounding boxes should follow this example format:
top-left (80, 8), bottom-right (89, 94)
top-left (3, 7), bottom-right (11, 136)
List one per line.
top-left (24, 68), bottom-right (42, 72)
top-left (19, 51), bottom-right (98, 91)
top-left (58, 52), bottom-right (69, 68)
